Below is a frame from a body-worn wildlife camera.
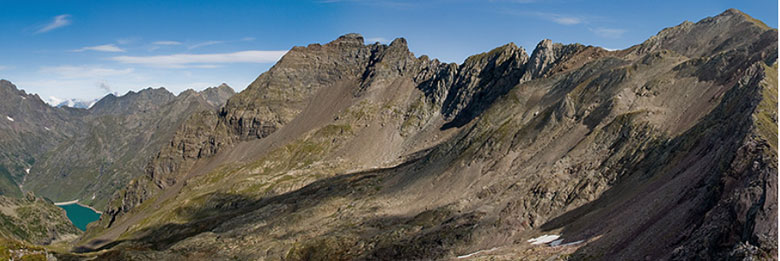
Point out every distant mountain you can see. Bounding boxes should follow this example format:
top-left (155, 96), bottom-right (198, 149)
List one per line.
top-left (0, 82), bottom-right (236, 211)
top-left (0, 80), bottom-right (84, 198)
top-left (25, 85), bottom-right (236, 209)
top-left (45, 96), bottom-right (102, 109)
top-left (76, 9), bottom-right (775, 260)
top-left (57, 98), bottom-right (99, 109)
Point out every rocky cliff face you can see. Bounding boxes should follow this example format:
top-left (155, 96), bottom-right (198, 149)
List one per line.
top-left (73, 9), bottom-right (776, 260)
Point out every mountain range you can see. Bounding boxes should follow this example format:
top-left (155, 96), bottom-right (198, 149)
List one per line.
top-left (0, 80), bottom-right (235, 208)
top-left (0, 8), bottom-right (776, 260)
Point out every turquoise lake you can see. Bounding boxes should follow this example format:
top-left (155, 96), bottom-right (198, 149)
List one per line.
top-left (57, 203), bottom-right (101, 231)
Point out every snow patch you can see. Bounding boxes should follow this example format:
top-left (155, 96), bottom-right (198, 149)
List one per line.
top-left (24, 168), bottom-right (30, 174)
top-left (549, 238), bottom-right (585, 247)
top-left (527, 234), bottom-right (560, 245)
top-left (6, 116), bottom-right (13, 122)
top-left (44, 127), bottom-right (51, 131)
top-left (559, 240), bottom-right (584, 247)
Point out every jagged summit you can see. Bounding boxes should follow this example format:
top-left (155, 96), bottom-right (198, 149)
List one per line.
top-left (329, 32), bottom-right (365, 45)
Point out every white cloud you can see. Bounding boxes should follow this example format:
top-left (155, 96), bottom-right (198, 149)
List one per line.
top-left (36, 14), bottom-right (71, 34)
top-left (0, 66), bottom-right (8, 71)
top-left (499, 10), bottom-right (587, 26)
top-left (552, 16), bottom-right (582, 25)
top-left (591, 27), bottom-right (626, 38)
top-left (366, 37), bottom-right (388, 43)
top-left (153, 41), bottom-right (182, 45)
top-left (111, 50), bottom-right (287, 68)
top-left (41, 65), bottom-right (134, 79)
top-left (189, 41), bottom-right (224, 50)
top-left (72, 44), bottom-right (126, 52)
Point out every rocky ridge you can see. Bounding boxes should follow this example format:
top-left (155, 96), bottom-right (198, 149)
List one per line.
top-left (73, 8), bottom-right (779, 261)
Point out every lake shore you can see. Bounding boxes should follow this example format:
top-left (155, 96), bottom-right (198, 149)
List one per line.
top-left (54, 199), bottom-right (103, 214)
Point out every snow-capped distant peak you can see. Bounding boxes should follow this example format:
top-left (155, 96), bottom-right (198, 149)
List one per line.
top-left (47, 96), bottom-right (100, 109)
top-left (45, 96), bottom-right (64, 106)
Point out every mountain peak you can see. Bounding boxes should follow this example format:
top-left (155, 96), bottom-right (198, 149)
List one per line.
top-left (389, 37), bottom-right (408, 48)
top-left (464, 42), bottom-right (523, 65)
top-left (629, 8), bottom-right (775, 58)
top-left (200, 84), bottom-right (236, 107)
top-left (0, 79), bottom-right (21, 94)
top-left (330, 33), bottom-right (365, 45)
top-left (90, 87), bottom-right (176, 115)
top-left (719, 8), bottom-right (772, 29)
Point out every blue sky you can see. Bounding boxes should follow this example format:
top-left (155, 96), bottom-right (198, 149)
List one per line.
top-left (0, 0), bottom-right (776, 103)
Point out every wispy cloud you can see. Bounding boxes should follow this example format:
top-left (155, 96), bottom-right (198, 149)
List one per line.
top-left (0, 66), bottom-right (8, 71)
top-left (536, 12), bottom-right (583, 25)
top-left (36, 14), bottom-right (71, 34)
top-left (318, 0), bottom-right (417, 9)
top-left (500, 10), bottom-right (587, 26)
top-left (590, 27), bottom-right (626, 38)
top-left (189, 40), bottom-right (224, 50)
top-left (366, 37), bottom-right (388, 43)
top-left (153, 41), bottom-right (182, 45)
top-left (111, 50), bottom-right (287, 68)
top-left (551, 16), bottom-right (582, 25)
top-left (72, 44), bottom-right (126, 52)
top-left (241, 37), bottom-right (255, 41)
top-left (98, 82), bottom-right (114, 94)
top-left (40, 65), bottom-right (134, 79)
